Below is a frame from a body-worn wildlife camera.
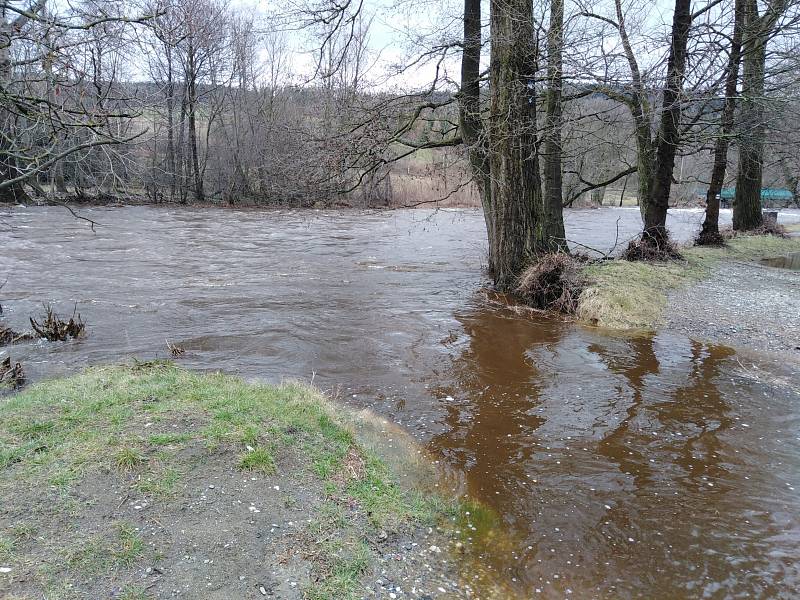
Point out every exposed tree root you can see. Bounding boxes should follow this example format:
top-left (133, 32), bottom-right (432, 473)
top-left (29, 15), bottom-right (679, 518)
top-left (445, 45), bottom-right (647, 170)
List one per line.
top-left (515, 253), bottom-right (586, 315)
top-left (719, 223), bottom-right (788, 240)
top-left (622, 236), bottom-right (682, 262)
top-left (30, 304), bottom-right (85, 342)
top-left (0, 357), bottom-right (25, 389)
top-left (0, 324), bottom-right (35, 346)
top-left (737, 222), bottom-right (787, 238)
top-left (695, 230), bottom-right (727, 247)
top-left (167, 340), bottom-right (186, 357)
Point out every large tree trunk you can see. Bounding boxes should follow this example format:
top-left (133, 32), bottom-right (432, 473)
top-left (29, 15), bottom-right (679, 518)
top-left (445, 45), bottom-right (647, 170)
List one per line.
top-left (733, 0), bottom-right (768, 231)
top-left (700, 0), bottom-right (745, 242)
top-left (634, 134), bottom-right (654, 220)
top-left (643, 0), bottom-right (692, 246)
top-left (485, 0), bottom-right (549, 289)
top-left (543, 0), bottom-right (567, 250)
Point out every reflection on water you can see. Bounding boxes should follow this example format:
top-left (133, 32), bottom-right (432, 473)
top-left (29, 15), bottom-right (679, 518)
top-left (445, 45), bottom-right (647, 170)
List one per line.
top-left (2, 206), bottom-right (800, 598)
top-left (761, 252), bottom-right (800, 270)
top-left (432, 305), bottom-right (800, 597)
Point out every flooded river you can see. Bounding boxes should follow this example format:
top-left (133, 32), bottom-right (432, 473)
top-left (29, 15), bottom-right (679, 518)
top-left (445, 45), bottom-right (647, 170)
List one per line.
top-left (3, 206), bottom-right (800, 598)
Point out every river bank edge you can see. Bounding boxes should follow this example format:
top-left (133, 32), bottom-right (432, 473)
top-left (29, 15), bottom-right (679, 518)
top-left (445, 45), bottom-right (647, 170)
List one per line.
top-left (576, 226), bottom-right (800, 353)
top-left (20, 192), bottom-right (483, 211)
top-left (0, 363), bottom-right (507, 599)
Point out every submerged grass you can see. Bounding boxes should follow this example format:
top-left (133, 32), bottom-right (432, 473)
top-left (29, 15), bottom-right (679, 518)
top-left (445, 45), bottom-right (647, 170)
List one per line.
top-left (0, 363), bottom-right (467, 598)
top-left (577, 232), bottom-right (800, 330)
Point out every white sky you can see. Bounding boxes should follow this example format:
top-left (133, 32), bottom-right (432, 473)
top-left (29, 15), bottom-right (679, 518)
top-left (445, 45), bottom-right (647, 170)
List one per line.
top-left (231, 0), bottom-right (715, 90)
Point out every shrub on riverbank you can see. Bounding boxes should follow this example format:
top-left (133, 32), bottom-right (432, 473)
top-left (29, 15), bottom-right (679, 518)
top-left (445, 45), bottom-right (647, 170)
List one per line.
top-left (0, 363), bottom-right (467, 599)
top-left (576, 232), bottom-right (800, 330)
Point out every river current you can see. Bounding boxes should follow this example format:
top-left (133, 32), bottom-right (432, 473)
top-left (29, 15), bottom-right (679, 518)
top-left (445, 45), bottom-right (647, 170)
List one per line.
top-left (3, 205), bottom-right (800, 598)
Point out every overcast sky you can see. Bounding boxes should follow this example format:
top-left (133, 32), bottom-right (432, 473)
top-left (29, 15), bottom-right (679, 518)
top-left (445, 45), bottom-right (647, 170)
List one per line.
top-left (234, 0), bottom-right (719, 90)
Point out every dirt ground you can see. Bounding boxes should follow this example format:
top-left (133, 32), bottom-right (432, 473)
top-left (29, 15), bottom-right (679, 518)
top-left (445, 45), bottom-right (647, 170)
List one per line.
top-left (665, 256), bottom-right (800, 358)
top-left (0, 366), bottom-right (486, 600)
top-left (2, 443), bottom-right (469, 600)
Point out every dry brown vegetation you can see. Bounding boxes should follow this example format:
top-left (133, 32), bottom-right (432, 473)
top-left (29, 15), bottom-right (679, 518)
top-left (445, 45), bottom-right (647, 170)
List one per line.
top-left (0, 357), bottom-right (24, 389)
top-left (29, 305), bottom-right (85, 342)
top-left (622, 236), bottom-right (683, 262)
top-left (515, 253), bottom-right (586, 314)
top-left (166, 341), bottom-right (186, 357)
top-left (0, 325), bottom-right (33, 346)
top-left (695, 230), bottom-right (727, 247)
top-left (726, 222), bottom-right (788, 238)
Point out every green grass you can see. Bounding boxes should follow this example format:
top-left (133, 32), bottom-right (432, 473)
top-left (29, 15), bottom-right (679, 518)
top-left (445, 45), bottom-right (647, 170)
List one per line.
top-left (147, 432), bottom-right (192, 446)
top-left (305, 539), bottom-right (371, 600)
top-left (115, 446), bottom-right (147, 470)
top-left (119, 586), bottom-right (152, 600)
top-left (0, 523), bottom-right (36, 562)
top-left (0, 535), bottom-right (15, 561)
top-left (0, 364), bottom-right (360, 488)
top-left (238, 446), bottom-right (276, 473)
top-left (136, 466), bottom-right (181, 497)
top-left (66, 522), bottom-right (145, 575)
top-left (113, 523), bottom-right (145, 567)
top-left (577, 232), bottom-right (800, 330)
top-left (0, 363), bottom-right (467, 598)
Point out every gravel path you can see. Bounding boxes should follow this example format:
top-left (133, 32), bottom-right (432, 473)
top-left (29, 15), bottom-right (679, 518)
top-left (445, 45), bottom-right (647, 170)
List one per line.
top-left (665, 257), bottom-right (800, 357)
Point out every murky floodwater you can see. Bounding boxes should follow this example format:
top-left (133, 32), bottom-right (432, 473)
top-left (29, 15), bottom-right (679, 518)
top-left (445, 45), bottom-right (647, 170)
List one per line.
top-left (2, 206), bottom-right (800, 598)
top-left (762, 252), bottom-right (800, 270)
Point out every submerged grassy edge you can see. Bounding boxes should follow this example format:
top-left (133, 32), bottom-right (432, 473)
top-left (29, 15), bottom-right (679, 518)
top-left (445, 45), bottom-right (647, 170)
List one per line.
top-left (576, 230), bottom-right (800, 331)
top-left (0, 362), bottom-right (491, 599)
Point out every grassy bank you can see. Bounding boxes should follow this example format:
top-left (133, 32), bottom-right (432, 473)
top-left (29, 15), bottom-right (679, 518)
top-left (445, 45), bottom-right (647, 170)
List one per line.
top-left (0, 363), bottom-right (470, 599)
top-left (577, 231), bottom-right (800, 330)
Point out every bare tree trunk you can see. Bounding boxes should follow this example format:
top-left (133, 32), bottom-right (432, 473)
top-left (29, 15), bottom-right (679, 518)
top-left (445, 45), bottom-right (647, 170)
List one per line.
top-left (613, 0), bottom-right (653, 222)
top-left (177, 87), bottom-right (188, 204)
top-left (458, 0), bottom-right (490, 228)
top-left (486, 0), bottom-right (549, 289)
top-left (634, 132), bottom-right (654, 219)
top-left (53, 161), bottom-right (68, 193)
top-left (187, 39), bottom-right (205, 203)
top-left (0, 11), bottom-right (28, 203)
top-left (733, 0), bottom-right (768, 231)
top-left (0, 158), bottom-right (29, 203)
top-left (543, 0), bottom-right (567, 250)
top-left (643, 0), bottom-right (692, 246)
top-left (165, 46), bottom-right (178, 201)
top-left (780, 158), bottom-right (800, 207)
top-left (700, 0), bottom-right (745, 242)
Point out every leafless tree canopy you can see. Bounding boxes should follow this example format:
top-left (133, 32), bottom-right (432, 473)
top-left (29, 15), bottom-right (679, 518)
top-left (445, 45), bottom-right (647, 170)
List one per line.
top-left (2, 0), bottom-right (800, 275)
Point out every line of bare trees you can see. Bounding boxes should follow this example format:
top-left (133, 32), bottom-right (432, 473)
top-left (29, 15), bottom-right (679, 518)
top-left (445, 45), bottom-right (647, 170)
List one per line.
top-left (3, 0), bottom-right (800, 288)
top-left (293, 0), bottom-right (800, 284)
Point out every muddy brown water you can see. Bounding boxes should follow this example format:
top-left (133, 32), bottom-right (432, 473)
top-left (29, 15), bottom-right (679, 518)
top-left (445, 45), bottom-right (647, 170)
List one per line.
top-left (3, 206), bottom-right (800, 598)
